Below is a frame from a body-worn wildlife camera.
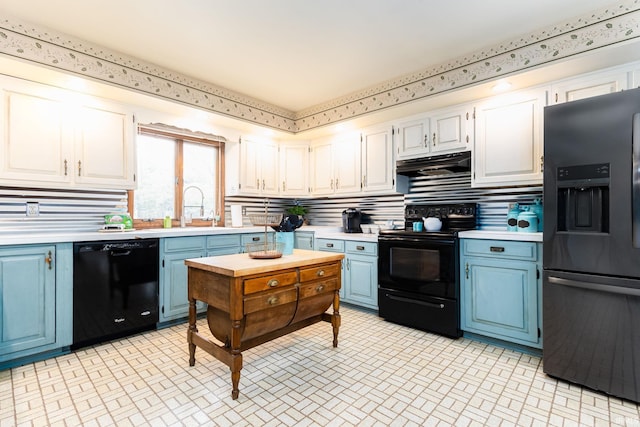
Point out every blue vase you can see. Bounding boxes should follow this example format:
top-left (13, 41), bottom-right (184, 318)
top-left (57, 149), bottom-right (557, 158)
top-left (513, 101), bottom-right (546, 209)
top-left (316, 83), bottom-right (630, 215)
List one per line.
top-left (276, 232), bottom-right (294, 255)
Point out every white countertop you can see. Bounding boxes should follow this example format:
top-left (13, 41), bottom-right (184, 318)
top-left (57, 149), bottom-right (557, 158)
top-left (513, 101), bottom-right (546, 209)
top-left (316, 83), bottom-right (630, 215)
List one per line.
top-left (458, 230), bottom-right (543, 242)
top-left (0, 225), bottom-right (381, 246)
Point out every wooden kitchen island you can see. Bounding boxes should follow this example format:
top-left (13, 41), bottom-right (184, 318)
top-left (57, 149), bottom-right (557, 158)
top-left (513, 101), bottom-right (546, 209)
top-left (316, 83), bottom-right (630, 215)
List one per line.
top-left (185, 249), bottom-right (344, 400)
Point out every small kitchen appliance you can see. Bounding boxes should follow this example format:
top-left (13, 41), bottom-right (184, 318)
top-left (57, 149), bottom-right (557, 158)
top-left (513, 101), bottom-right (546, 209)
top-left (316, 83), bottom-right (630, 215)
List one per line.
top-left (342, 208), bottom-right (362, 233)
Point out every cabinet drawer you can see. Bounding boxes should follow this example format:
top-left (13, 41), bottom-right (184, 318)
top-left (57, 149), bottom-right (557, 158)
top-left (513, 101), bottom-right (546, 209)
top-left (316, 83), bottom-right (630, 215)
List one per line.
top-left (244, 271), bottom-right (298, 295)
top-left (162, 236), bottom-right (205, 252)
top-left (345, 240), bottom-right (377, 256)
top-left (462, 239), bottom-right (537, 261)
top-left (299, 263), bottom-right (340, 282)
top-left (244, 287), bottom-right (297, 315)
top-left (316, 239), bottom-right (344, 252)
top-left (298, 278), bottom-right (338, 299)
top-left (207, 234), bottom-right (241, 249)
top-left (241, 233), bottom-right (272, 245)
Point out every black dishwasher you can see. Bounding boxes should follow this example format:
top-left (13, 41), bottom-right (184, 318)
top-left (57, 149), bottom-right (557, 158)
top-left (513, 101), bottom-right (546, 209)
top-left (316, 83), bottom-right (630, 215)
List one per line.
top-left (73, 239), bottom-right (159, 349)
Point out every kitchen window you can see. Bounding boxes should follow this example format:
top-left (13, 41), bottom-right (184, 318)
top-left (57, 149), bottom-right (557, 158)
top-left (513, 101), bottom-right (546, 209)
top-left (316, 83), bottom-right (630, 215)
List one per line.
top-left (129, 124), bottom-right (225, 228)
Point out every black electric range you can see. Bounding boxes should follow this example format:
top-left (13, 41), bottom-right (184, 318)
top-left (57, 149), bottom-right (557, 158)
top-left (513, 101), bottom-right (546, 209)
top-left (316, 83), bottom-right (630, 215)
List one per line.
top-left (377, 203), bottom-right (477, 338)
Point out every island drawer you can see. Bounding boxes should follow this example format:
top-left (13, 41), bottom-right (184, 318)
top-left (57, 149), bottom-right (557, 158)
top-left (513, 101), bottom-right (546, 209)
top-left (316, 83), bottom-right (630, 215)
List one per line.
top-left (243, 287), bottom-right (297, 314)
top-left (299, 263), bottom-right (340, 282)
top-left (243, 270), bottom-right (298, 294)
top-left (298, 278), bottom-right (338, 299)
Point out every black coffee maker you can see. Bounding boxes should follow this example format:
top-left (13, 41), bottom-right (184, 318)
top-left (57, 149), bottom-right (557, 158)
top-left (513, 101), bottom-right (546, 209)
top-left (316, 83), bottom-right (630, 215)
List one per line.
top-left (342, 208), bottom-right (362, 233)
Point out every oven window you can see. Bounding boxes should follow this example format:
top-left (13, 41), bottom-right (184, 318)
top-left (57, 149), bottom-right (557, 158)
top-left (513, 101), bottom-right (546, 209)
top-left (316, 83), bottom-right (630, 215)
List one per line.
top-left (390, 247), bottom-right (440, 281)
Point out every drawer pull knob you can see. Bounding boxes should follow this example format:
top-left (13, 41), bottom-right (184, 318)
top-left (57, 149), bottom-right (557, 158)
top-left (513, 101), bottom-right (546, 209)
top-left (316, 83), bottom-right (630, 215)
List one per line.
top-left (317, 269), bottom-right (325, 277)
top-left (356, 245), bottom-right (365, 251)
top-left (267, 279), bottom-right (279, 287)
top-left (316, 284), bottom-right (325, 292)
top-left (267, 296), bottom-right (278, 305)
top-left (252, 237), bottom-right (260, 241)
top-left (490, 246), bottom-right (505, 252)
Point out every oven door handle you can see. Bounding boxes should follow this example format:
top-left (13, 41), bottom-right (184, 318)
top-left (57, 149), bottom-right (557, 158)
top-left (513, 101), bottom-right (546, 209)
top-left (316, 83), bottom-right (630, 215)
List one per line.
top-left (385, 293), bottom-right (445, 309)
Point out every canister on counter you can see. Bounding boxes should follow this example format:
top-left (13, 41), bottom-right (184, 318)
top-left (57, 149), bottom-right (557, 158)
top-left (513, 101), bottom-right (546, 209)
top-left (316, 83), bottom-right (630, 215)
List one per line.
top-left (507, 203), bottom-right (521, 232)
top-left (517, 208), bottom-right (538, 233)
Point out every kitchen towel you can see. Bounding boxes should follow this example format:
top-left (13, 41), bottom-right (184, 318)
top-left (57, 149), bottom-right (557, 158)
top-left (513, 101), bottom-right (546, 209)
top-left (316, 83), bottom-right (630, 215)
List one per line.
top-left (231, 204), bottom-right (243, 227)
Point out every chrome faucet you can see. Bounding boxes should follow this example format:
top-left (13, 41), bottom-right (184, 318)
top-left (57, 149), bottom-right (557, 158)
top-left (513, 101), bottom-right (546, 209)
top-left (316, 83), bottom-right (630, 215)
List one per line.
top-left (181, 185), bottom-right (205, 227)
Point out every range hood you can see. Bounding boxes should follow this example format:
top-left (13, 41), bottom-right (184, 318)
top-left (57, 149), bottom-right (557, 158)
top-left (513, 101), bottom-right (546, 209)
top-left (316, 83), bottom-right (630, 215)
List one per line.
top-left (396, 151), bottom-right (471, 176)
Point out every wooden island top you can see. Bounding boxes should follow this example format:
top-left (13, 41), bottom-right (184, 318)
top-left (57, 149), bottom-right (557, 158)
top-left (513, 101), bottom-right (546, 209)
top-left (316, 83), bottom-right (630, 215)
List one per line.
top-left (186, 249), bottom-right (344, 400)
top-left (184, 248), bottom-right (345, 277)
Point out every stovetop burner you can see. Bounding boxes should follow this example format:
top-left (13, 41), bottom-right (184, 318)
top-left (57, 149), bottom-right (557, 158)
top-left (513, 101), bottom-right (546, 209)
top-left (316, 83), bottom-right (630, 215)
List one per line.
top-left (379, 202), bottom-right (477, 239)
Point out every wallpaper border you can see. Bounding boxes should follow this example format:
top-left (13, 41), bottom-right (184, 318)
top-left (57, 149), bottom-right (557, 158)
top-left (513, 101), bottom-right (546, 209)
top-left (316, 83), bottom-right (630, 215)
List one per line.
top-left (0, 1), bottom-right (638, 133)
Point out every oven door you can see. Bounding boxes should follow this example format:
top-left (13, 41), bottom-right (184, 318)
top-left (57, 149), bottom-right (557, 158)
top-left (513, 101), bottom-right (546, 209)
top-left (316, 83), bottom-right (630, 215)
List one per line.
top-left (378, 235), bottom-right (458, 298)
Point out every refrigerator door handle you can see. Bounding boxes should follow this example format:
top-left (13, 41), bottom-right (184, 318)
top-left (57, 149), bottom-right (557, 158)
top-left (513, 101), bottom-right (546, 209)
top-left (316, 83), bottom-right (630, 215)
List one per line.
top-left (634, 112), bottom-right (640, 248)
top-left (548, 275), bottom-right (640, 297)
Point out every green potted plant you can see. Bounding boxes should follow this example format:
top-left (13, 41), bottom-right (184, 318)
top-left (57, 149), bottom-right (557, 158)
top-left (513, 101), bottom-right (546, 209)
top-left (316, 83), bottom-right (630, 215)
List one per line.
top-left (285, 200), bottom-right (307, 216)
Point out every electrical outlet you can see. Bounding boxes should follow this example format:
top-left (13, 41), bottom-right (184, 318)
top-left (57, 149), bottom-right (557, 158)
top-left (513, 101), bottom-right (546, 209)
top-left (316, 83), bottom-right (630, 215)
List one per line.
top-left (26, 202), bottom-right (39, 217)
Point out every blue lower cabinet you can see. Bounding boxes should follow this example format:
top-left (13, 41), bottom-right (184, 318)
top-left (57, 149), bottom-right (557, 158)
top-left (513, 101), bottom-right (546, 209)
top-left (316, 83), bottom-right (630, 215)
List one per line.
top-left (294, 231), bottom-right (314, 250)
top-left (460, 239), bottom-right (542, 349)
top-left (160, 237), bottom-right (206, 323)
top-left (315, 238), bottom-right (377, 310)
top-left (0, 243), bottom-right (72, 368)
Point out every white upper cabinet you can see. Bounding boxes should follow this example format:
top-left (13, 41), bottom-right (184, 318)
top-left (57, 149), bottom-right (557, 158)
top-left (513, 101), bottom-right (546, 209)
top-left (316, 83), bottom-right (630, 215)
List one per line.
top-left (310, 133), bottom-right (360, 196)
top-left (74, 101), bottom-right (135, 188)
top-left (239, 138), bottom-right (279, 196)
top-left (551, 68), bottom-right (628, 105)
top-left (395, 116), bottom-right (430, 159)
top-left (473, 87), bottom-right (547, 187)
top-left (279, 143), bottom-right (309, 197)
top-left (0, 77), bottom-right (136, 190)
top-left (361, 125), bottom-right (394, 193)
top-left (430, 105), bottom-right (474, 153)
top-left (396, 103), bottom-right (474, 160)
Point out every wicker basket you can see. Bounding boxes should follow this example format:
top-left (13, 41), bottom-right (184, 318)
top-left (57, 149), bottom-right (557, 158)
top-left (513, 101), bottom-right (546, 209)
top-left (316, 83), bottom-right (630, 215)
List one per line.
top-left (248, 213), bottom-right (283, 227)
top-left (246, 241), bottom-right (284, 259)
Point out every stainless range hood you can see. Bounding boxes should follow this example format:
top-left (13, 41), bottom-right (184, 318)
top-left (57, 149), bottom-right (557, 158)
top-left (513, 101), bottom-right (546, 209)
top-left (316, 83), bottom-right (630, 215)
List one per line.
top-left (396, 151), bottom-right (471, 176)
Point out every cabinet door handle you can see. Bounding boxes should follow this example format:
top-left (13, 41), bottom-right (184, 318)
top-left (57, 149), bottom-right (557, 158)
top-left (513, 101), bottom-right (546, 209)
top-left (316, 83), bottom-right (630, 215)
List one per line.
top-left (326, 243), bottom-right (334, 248)
top-left (356, 245), bottom-right (365, 251)
top-left (267, 279), bottom-right (279, 287)
top-left (330, 178), bottom-right (334, 190)
top-left (423, 134), bottom-right (428, 147)
top-left (267, 296), bottom-right (279, 305)
top-left (282, 181), bottom-right (286, 191)
top-left (78, 160), bottom-right (82, 176)
top-left (316, 284), bottom-right (325, 293)
top-left (262, 179), bottom-right (265, 190)
top-left (540, 156), bottom-right (544, 172)
top-left (317, 269), bottom-right (325, 277)
top-left (465, 262), bottom-right (469, 279)
top-left (252, 237), bottom-right (260, 241)
top-left (433, 133), bottom-right (436, 147)
top-left (64, 159), bottom-right (68, 176)
top-left (335, 178), bottom-right (339, 189)
top-left (489, 246), bottom-right (505, 252)
top-left (45, 250), bottom-right (53, 270)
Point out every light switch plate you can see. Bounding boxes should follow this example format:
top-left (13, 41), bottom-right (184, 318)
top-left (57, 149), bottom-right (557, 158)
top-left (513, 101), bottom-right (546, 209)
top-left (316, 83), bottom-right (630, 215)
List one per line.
top-left (26, 202), bottom-right (39, 217)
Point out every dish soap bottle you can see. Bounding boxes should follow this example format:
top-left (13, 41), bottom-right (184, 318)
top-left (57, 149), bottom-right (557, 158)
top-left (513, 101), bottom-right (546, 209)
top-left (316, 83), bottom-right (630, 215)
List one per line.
top-left (163, 211), bottom-right (172, 228)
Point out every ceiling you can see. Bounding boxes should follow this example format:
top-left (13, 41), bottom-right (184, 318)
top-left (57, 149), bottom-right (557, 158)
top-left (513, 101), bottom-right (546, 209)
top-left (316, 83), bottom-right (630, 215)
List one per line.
top-left (0, 0), bottom-right (623, 114)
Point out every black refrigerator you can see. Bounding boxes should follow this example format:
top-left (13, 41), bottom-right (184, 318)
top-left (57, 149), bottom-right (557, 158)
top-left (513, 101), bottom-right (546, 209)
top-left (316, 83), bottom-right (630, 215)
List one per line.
top-left (543, 87), bottom-right (640, 403)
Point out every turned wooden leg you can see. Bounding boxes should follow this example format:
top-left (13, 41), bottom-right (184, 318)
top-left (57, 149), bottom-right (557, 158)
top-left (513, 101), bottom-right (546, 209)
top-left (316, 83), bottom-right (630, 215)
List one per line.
top-left (188, 298), bottom-right (198, 366)
top-left (332, 291), bottom-right (341, 347)
top-left (230, 320), bottom-right (243, 399)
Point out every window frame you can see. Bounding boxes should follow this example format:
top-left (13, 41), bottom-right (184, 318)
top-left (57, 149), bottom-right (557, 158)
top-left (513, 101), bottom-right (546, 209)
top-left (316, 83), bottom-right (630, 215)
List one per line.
top-left (129, 125), bottom-right (226, 229)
